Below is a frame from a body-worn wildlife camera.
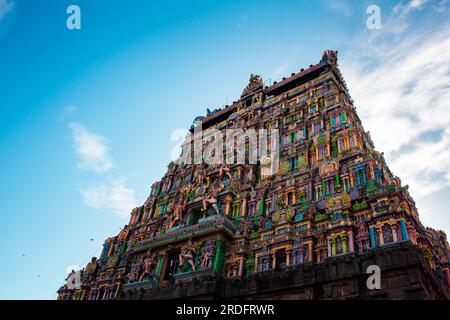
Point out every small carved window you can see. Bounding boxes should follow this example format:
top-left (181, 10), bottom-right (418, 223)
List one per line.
top-left (336, 237), bottom-right (343, 255)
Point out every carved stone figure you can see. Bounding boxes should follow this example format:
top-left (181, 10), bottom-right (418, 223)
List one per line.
top-left (126, 259), bottom-right (142, 283)
top-left (194, 166), bottom-right (206, 187)
top-left (201, 249), bottom-right (211, 269)
top-left (179, 239), bottom-right (197, 272)
top-left (168, 194), bottom-right (188, 229)
top-left (202, 183), bottom-right (224, 214)
top-left (219, 164), bottom-right (233, 180)
top-left (138, 250), bottom-right (157, 282)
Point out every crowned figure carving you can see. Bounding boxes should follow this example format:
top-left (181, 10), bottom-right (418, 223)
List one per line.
top-left (178, 238), bottom-right (199, 272)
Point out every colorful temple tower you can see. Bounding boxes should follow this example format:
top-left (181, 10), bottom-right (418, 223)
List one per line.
top-left (58, 51), bottom-right (450, 300)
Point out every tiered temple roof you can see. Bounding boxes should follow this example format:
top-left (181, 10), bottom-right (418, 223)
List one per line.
top-left (58, 50), bottom-right (450, 300)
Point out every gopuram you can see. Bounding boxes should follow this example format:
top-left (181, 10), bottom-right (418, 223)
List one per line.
top-left (58, 51), bottom-right (450, 300)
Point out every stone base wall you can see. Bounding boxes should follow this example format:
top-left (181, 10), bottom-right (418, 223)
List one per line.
top-left (119, 242), bottom-right (450, 300)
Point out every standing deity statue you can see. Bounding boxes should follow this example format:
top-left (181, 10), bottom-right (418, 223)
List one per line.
top-left (138, 250), bottom-right (157, 282)
top-left (169, 194), bottom-right (188, 229)
top-left (202, 183), bottom-right (224, 215)
top-left (179, 239), bottom-right (198, 272)
top-left (219, 164), bottom-right (233, 180)
top-left (194, 166), bottom-right (206, 187)
top-left (152, 215), bottom-right (165, 236)
top-left (126, 257), bottom-right (143, 283)
top-left (205, 176), bottom-right (211, 190)
top-left (201, 249), bottom-right (211, 269)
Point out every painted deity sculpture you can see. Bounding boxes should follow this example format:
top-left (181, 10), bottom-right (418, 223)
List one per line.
top-left (178, 239), bottom-right (198, 272)
top-left (200, 249), bottom-right (212, 269)
top-left (219, 164), bottom-right (233, 180)
top-left (138, 250), bottom-right (157, 282)
top-left (202, 183), bottom-right (224, 215)
top-left (168, 191), bottom-right (189, 229)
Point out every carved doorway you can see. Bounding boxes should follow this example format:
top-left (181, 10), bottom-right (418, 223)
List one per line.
top-left (275, 249), bottom-right (287, 271)
top-left (163, 249), bottom-right (180, 281)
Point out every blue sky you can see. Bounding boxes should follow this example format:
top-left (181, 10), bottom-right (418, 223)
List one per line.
top-left (0, 0), bottom-right (449, 299)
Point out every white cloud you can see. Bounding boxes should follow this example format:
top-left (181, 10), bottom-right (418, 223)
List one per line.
top-left (394, 0), bottom-right (429, 14)
top-left (341, 5), bottom-right (450, 200)
top-left (0, 0), bottom-right (14, 22)
top-left (80, 178), bottom-right (136, 218)
top-left (68, 122), bottom-right (136, 217)
top-left (69, 122), bottom-right (113, 173)
top-left (409, 0), bottom-right (429, 8)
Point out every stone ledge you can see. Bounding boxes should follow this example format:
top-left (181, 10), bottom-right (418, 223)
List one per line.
top-left (119, 242), bottom-right (450, 300)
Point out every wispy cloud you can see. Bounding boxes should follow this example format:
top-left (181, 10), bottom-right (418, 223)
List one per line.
top-left (394, 0), bottom-right (429, 14)
top-left (79, 178), bottom-right (137, 218)
top-left (68, 122), bottom-right (136, 217)
top-left (0, 0), bottom-right (14, 22)
top-left (270, 63), bottom-right (288, 81)
top-left (341, 1), bottom-right (450, 199)
top-left (323, 0), bottom-right (353, 17)
top-left (69, 122), bottom-right (113, 173)
top-left (61, 105), bottom-right (77, 120)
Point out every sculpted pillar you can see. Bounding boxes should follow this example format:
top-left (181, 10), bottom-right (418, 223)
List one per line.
top-left (225, 195), bottom-right (233, 216)
top-left (342, 235), bottom-right (348, 254)
top-left (241, 197), bottom-right (247, 217)
top-left (238, 257), bottom-right (244, 276)
top-left (213, 235), bottom-right (225, 274)
top-left (327, 239), bottom-right (332, 257)
top-left (348, 231), bottom-right (354, 252)
top-left (308, 242), bottom-right (313, 262)
top-left (378, 226), bottom-right (384, 245)
top-left (391, 223), bottom-right (398, 242)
